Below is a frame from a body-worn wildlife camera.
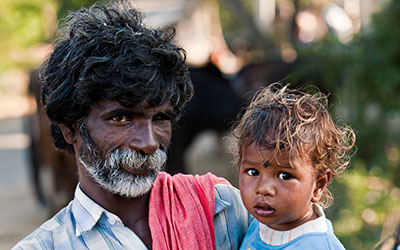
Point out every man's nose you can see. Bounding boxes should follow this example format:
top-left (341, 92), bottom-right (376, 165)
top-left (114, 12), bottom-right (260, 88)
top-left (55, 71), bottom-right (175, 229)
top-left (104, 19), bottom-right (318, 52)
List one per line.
top-left (255, 177), bottom-right (276, 197)
top-left (128, 119), bottom-right (159, 154)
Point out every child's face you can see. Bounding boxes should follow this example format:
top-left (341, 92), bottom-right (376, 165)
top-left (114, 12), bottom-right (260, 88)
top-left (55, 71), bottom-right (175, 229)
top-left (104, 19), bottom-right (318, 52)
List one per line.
top-left (239, 142), bottom-right (327, 231)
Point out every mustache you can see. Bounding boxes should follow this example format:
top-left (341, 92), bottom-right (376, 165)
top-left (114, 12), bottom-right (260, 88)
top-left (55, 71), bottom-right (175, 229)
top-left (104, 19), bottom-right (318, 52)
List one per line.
top-left (106, 148), bottom-right (167, 170)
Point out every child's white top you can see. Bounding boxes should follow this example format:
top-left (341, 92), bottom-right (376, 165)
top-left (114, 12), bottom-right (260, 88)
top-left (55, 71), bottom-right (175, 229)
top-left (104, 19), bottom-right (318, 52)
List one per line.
top-left (258, 203), bottom-right (328, 245)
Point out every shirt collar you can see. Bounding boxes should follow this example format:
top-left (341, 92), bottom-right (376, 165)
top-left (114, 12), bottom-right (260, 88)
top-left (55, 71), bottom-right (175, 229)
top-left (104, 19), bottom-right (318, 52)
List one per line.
top-left (71, 182), bottom-right (235, 235)
top-left (258, 203), bottom-right (328, 246)
top-left (72, 184), bottom-right (121, 237)
top-left (214, 184), bottom-right (232, 214)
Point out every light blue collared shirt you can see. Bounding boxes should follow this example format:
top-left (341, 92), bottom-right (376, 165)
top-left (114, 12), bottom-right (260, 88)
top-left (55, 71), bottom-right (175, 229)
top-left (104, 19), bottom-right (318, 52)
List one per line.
top-left (13, 181), bottom-right (251, 250)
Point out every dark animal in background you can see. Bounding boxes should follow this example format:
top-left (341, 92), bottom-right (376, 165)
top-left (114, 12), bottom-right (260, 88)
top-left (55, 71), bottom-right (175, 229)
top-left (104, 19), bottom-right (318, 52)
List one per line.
top-left (166, 62), bottom-right (241, 174)
top-left (26, 68), bottom-right (78, 215)
top-left (165, 59), bottom-right (300, 174)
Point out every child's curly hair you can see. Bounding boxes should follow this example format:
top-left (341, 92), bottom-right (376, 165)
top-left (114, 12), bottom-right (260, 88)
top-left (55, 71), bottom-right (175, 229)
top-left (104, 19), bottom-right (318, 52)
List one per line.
top-left (232, 83), bottom-right (356, 208)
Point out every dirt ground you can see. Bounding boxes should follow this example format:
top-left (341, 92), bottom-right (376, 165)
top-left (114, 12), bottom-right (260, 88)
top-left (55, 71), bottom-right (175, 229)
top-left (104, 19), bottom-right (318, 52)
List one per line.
top-left (0, 117), bottom-right (48, 249)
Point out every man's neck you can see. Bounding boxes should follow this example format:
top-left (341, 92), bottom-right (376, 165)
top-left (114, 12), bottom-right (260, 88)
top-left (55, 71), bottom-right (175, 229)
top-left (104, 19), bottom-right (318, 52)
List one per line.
top-left (79, 174), bottom-right (153, 249)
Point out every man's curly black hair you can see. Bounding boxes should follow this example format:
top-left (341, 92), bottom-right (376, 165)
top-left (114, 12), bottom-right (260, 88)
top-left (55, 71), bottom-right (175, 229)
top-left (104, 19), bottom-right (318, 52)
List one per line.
top-left (40, 1), bottom-right (193, 155)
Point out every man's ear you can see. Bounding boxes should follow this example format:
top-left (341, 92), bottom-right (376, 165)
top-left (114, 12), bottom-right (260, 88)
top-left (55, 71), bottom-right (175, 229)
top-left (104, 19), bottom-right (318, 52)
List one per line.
top-left (311, 170), bottom-right (332, 203)
top-left (59, 123), bottom-right (78, 145)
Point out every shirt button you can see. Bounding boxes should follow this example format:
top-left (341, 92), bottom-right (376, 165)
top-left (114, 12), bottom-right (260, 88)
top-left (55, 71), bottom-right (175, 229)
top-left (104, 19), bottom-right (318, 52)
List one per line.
top-left (109, 218), bottom-right (116, 224)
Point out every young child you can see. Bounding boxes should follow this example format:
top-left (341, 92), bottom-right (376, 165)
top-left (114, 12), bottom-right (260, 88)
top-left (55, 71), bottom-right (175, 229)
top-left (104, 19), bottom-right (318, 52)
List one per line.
top-left (232, 84), bottom-right (355, 249)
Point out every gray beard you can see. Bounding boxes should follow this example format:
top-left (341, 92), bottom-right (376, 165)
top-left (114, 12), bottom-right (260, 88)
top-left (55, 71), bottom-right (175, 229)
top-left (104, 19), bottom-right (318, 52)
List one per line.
top-left (79, 146), bottom-right (167, 198)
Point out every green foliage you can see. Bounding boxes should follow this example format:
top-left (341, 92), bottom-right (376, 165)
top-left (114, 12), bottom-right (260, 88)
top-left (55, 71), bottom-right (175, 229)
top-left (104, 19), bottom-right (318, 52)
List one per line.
top-left (55, 0), bottom-right (108, 21)
top-left (218, 0), bottom-right (255, 37)
top-left (217, 0), bottom-right (277, 60)
top-left (327, 161), bottom-right (400, 249)
top-left (0, 0), bottom-right (49, 45)
top-left (218, 0), bottom-right (245, 40)
top-left (0, 0), bottom-right (110, 72)
top-left (0, 0), bottom-right (56, 71)
top-left (292, 1), bottom-right (400, 249)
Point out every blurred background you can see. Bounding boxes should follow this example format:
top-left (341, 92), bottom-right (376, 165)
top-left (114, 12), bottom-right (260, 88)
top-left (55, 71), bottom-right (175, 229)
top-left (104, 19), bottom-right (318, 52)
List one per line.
top-left (0, 0), bottom-right (399, 249)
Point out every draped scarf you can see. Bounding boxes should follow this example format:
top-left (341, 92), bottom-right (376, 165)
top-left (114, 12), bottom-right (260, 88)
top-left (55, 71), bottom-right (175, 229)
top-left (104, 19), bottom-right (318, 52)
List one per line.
top-left (149, 172), bottom-right (230, 250)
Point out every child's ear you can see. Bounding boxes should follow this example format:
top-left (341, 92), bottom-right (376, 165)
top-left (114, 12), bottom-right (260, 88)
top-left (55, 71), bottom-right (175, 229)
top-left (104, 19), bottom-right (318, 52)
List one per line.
top-left (311, 170), bottom-right (332, 203)
top-left (59, 123), bottom-right (78, 145)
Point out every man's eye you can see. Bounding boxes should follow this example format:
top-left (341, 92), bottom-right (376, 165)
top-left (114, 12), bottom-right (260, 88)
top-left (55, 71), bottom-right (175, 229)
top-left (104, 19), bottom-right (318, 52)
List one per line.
top-left (111, 115), bottom-right (128, 123)
top-left (278, 172), bottom-right (292, 180)
top-left (246, 169), bottom-right (259, 176)
top-left (153, 113), bottom-right (172, 122)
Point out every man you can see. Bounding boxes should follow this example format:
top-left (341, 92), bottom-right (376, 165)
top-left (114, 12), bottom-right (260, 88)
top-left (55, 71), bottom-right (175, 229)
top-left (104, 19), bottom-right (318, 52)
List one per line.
top-left (13, 1), bottom-right (250, 250)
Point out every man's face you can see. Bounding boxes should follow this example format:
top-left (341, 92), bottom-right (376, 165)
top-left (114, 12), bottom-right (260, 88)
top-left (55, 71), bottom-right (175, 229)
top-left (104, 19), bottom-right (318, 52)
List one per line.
top-left (77, 100), bottom-right (174, 198)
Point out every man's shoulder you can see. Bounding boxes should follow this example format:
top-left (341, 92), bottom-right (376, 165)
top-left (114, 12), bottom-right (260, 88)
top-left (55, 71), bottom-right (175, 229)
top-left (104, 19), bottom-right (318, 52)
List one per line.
top-left (214, 183), bottom-right (240, 205)
top-left (12, 227), bottom-right (53, 250)
top-left (12, 206), bottom-right (73, 250)
top-left (213, 183), bottom-right (253, 250)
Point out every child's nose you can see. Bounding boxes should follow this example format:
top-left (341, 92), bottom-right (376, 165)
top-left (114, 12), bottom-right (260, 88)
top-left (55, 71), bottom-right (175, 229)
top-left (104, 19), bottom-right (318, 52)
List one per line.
top-left (255, 178), bottom-right (276, 197)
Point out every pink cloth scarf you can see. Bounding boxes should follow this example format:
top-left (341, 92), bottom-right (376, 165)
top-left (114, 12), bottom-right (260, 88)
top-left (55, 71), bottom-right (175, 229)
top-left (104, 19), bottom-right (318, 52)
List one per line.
top-left (149, 172), bottom-right (230, 250)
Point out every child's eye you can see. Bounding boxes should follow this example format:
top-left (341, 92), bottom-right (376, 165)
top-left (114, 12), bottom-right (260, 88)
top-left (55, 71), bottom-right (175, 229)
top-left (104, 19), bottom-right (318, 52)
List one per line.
top-left (278, 172), bottom-right (292, 180)
top-left (246, 169), bottom-right (259, 176)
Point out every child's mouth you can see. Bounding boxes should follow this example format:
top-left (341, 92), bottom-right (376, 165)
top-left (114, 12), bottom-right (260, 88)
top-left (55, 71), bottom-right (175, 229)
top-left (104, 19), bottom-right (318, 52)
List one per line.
top-left (254, 203), bottom-right (275, 217)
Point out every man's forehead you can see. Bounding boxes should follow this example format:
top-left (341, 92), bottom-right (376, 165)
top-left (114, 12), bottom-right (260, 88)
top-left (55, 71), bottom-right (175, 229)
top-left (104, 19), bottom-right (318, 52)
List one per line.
top-left (93, 100), bottom-right (173, 114)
